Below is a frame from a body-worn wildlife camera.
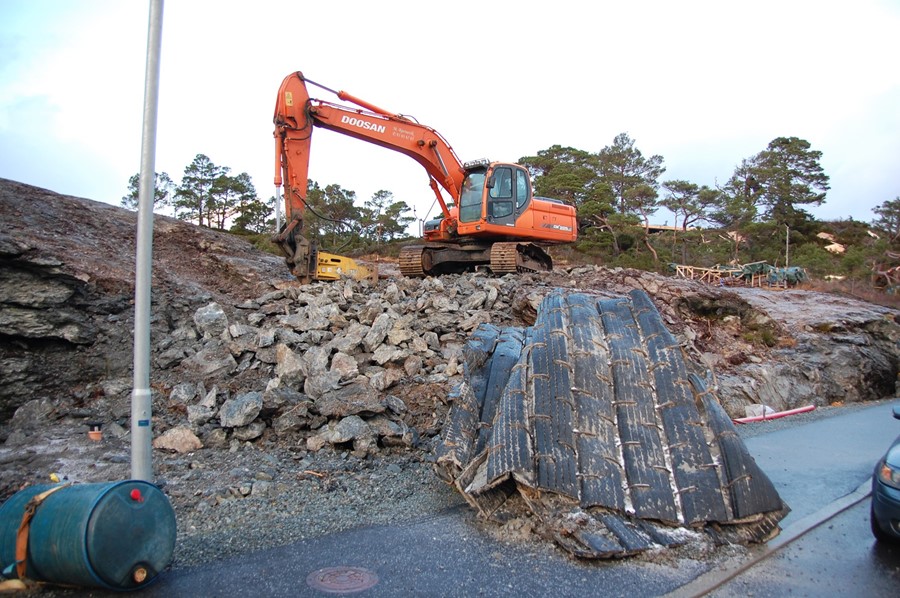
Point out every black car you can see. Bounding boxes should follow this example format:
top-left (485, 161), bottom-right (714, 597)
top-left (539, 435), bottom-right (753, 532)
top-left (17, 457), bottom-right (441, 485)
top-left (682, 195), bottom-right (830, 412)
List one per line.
top-left (871, 405), bottom-right (900, 542)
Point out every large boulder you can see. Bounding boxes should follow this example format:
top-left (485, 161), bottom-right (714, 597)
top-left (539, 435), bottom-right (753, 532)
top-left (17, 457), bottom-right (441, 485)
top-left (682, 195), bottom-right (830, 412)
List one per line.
top-left (219, 392), bottom-right (264, 428)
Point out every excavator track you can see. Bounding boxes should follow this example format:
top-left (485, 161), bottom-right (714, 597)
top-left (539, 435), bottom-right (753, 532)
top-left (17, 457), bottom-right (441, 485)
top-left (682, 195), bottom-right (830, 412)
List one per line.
top-left (400, 242), bottom-right (552, 277)
top-left (399, 245), bottom-right (426, 277)
top-left (490, 242), bottom-right (552, 274)
top-left (489, 242), bottom-right (519, 274)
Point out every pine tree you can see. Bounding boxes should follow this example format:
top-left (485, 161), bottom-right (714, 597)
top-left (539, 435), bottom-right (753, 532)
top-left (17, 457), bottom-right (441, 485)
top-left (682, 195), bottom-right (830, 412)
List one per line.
top-left (173, 154), bottom-right (227, 227)
top-left (121, 172), bottom-right (173, 210)
top-left (596, 133), bottom-right (665, 216)
top-left (744, 137), bottom-right (829, 230)
top-left (873, 197), bottom-right (900, 244)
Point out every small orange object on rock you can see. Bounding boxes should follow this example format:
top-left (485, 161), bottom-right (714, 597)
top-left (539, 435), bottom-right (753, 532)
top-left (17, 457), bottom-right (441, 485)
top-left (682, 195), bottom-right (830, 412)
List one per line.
top-left (88, 422), bottom-right (102, 442)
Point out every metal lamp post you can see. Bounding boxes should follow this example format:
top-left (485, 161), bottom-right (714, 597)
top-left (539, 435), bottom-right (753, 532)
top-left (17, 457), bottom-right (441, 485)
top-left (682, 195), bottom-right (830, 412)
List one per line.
top-left (131, 0), bottom-right (164, 481)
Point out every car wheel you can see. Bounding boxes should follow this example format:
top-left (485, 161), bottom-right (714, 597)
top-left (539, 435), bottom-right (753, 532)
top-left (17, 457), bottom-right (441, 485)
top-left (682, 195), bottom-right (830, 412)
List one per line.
top-left (870, 502), bottom-right (896, 543)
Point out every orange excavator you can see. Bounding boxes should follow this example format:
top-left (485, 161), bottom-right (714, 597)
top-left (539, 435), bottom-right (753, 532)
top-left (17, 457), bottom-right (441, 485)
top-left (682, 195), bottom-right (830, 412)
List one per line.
top-left (272, 71), bottom-right (577, 282)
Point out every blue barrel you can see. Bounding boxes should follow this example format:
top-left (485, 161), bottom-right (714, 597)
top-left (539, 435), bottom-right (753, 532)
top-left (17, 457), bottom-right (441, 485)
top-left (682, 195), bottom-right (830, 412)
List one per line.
top-left (0, 481), bottom-right (176, 591)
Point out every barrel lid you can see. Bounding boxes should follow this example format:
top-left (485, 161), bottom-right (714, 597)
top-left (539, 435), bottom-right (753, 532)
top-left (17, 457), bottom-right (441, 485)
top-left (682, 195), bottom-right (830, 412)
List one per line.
top-left (85, 481), bottom-right (176, 589)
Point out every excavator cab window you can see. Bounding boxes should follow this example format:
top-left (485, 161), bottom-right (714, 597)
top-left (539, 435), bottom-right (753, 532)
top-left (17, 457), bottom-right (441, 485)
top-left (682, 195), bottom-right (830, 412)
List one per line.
top-left (490, 199), bottom-right (513, 219)
top-left (486, 166), bottom-right (515, 223)
top-left (459, 171), bottom-right (486, 223)
top-left (515, 169), bottom-right (530, 210)
top-left (489, 168), bottom-right (513, 200)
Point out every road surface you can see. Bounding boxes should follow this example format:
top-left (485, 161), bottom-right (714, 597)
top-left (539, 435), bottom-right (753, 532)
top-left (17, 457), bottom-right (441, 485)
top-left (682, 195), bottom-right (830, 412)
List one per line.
top-left (43, 400), bottom-right (900, 597)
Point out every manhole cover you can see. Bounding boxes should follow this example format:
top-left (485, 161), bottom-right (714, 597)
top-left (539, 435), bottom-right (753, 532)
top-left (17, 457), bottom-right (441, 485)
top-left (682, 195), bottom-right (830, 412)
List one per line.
top-left (306, 566), bottom-right (379, 594)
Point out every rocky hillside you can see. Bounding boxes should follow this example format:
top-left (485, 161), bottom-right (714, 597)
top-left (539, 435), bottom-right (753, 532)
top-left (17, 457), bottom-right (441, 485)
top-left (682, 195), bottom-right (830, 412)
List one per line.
top-left (0, 178), bottom-right (286, 420)
top-left (1, 177), bottom-right (898, 492)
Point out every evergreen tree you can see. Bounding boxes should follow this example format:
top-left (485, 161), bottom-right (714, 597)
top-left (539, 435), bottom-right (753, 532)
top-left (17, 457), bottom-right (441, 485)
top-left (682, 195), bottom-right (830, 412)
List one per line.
top-left (300, 180), bottom-right (326, 239)
top-left (519, 145), bottom-right (598, 207)
top-left (872, 197), bottom-right (900, 244)
top-left (303, 183), bottom-right (362, 250)
top-left (623, 183), bottom-right (659, 227)
top-left (361, 190), bottom-right (414, 242)
top-left (661, 180), bottom-right (720, 230)
top-left (121, 172), bottom-right (173, 210)
top-left (596, 133), bottom-right (665, 216)
top-left (231, 195), bottom-right (275, 235)
top-left (209, 171), bottom-right (257, 230)
top-left (521, 138), bottom-right (664, 257)
top-left (712, 158), bottom-right (760, 229)
top-left (744, 137), bottom-right (829, 229)
top-left (173, 154), bottom-right (227, 227)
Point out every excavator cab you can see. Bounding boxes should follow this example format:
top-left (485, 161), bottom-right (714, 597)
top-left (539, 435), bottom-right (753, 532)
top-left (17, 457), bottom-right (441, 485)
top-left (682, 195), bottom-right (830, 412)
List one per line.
top-left (458, 162), bottom-right (534, 229)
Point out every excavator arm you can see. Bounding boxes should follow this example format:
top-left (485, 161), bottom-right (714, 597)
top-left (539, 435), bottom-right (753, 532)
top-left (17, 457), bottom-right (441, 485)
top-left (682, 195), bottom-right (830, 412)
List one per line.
top-left (273, 71), bottom-right (465, 281)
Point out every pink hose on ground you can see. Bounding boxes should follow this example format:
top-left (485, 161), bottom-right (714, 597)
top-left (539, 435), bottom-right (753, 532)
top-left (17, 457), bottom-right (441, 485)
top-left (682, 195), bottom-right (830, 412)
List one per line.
top-left (732, 404), bottom-right (816, 424)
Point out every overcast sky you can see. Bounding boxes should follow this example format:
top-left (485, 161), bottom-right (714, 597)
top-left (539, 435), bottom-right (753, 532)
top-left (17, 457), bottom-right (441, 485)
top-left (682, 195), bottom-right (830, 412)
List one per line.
top-left (1, 0), bottom-right (898, 230)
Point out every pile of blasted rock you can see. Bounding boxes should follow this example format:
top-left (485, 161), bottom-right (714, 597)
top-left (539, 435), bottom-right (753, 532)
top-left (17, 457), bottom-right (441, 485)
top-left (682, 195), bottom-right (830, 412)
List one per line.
top-left (151, 274), bottom-right (546, 456)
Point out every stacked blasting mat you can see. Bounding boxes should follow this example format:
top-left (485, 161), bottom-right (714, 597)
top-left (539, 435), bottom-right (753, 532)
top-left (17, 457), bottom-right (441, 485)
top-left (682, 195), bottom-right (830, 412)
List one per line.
top-left (435, 289), bottom-right (789, 559)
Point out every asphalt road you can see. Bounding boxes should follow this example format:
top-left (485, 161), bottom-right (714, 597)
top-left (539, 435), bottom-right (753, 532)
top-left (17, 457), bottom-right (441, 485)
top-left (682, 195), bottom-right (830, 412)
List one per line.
top-left (43, 400), bottom-right (900, 597)
top-left (710, 499), bottom-right (900, 597)
top-left (742, 401), bottom-right (900, 528)
top-left (142, 504), bottom-right (703, 598)
top-left (674, 400), bottom-right (900, 597)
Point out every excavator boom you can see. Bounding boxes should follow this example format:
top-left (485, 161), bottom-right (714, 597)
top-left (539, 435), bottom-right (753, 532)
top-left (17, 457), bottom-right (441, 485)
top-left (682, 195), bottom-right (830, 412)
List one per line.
top-left (275, 72), bottom-right (463, 222)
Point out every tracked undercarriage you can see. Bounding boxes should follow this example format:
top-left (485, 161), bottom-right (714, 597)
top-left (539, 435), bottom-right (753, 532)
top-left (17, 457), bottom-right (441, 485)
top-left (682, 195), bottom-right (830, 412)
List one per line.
top-left (399, 242), bottom-right (553, 277)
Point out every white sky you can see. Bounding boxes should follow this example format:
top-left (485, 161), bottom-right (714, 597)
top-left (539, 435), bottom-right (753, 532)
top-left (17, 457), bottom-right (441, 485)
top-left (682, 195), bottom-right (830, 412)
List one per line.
top-left (1, 0), bottom-right (898, 229)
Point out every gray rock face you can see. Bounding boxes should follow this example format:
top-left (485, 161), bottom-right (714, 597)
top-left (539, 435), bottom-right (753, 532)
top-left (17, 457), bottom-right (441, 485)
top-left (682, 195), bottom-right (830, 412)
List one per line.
top-left (194, 303), bottom-right (229, 338)
top-left (315, 383), bottom-right (385, 418)
top-left (219, 392), bottom-right (263, 428)
top-left (0, 261), bottom-right (99, 345)
top-left (0, 180), bottom-right (285, 419)
top-left (717, 331), bottom-right (898, 412)
top-left (10, 398), bottom-right (56, 431)
top-left (0, 267), bottom-right (75, 307)
top-left (714, 288), bottom-right (900, 413)
top-left (363, 312), bottom-right (394, 352)
top-left (182, 342), bottom-right (238, 378)
top-left (0, 305), bottom-right (97, 343)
